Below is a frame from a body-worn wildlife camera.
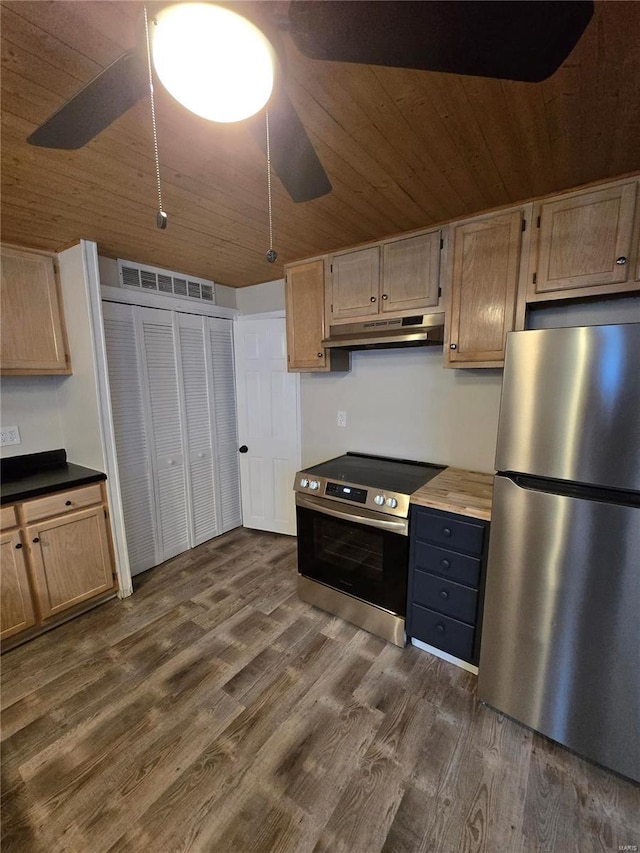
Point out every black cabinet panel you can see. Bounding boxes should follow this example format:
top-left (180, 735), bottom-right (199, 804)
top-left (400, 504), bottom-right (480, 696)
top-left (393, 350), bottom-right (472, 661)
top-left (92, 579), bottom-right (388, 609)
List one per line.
top-left (410, 604), bottom-right (475, 661)
top-left (408, 504), bottom-right (490, 665)
top-left (413, 540), bottom-right (481, 588)
top-left (413, 570), bottom-right (478, 624)
top-left (413, 508), bottom-right (485, 555)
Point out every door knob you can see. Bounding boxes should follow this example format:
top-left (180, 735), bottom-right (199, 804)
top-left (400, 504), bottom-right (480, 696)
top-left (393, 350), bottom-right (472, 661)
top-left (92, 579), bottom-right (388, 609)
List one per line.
top-left (239, 445), bottom-right (248, 453)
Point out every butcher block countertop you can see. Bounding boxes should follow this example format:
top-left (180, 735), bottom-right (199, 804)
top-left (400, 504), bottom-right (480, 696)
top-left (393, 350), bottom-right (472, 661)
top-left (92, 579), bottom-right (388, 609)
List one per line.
top-left (410, 467), bottom-right (494, 521)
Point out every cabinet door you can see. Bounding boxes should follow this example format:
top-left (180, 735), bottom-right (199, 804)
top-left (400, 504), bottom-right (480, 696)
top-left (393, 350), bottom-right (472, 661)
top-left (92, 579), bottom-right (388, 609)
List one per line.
top-left (0, 530), bottom-right (36, 640)
top-left (445, 208), bottom-right (526, 368)
top-left (330, 246), bottom-right (380, 321)
top-left (27, 507), bottom-right (115, 620)
top-left (285, 259), bottom-right (330, 370)
top-left (1, 246), bottom-right (70, 373)
top-left (381, 231), bottom-right (441, 314)
top-left (529, 181), bottom-right (638, 299)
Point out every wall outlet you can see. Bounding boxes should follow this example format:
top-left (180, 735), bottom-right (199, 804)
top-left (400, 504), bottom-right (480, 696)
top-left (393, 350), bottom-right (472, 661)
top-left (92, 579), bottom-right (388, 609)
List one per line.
top-left (0, 425), bottom-right (21, 446)
top-left (336, 410), bottom-right (347, 428)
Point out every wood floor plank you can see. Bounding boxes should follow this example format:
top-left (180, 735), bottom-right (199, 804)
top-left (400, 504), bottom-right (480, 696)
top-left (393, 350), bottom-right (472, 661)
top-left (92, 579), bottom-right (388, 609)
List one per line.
top-left (1, 527), bottom-right (638, 853)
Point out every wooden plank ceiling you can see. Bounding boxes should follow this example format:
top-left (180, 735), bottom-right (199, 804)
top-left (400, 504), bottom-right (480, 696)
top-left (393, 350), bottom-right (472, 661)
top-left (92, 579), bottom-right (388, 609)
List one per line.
top-left (1, 1), bottom-right (639, 287)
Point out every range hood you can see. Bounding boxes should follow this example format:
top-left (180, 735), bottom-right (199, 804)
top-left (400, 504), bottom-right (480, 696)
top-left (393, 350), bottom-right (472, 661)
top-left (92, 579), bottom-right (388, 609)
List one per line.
top-left (322, 313), bottom-right (444, 350)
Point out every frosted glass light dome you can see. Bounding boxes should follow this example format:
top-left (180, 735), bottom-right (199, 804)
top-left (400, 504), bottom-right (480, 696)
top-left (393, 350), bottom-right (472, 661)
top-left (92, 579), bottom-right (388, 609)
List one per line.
top-left (151, 3), bottom-right (275, 123)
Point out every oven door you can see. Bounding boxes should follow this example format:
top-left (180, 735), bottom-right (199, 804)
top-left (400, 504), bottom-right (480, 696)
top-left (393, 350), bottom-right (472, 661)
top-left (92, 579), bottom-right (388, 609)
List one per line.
top-left (295, 493), bottom-right (409, 616)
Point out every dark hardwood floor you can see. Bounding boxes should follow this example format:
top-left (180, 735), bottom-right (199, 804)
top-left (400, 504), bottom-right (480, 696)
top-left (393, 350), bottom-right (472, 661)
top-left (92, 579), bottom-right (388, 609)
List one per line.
top-left (2, 528), bottom-right (638, 853)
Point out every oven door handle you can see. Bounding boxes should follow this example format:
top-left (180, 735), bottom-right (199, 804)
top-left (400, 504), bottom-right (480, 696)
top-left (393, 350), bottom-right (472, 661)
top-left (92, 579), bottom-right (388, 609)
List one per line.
top-left (296, 493), bottom-right (408, 536)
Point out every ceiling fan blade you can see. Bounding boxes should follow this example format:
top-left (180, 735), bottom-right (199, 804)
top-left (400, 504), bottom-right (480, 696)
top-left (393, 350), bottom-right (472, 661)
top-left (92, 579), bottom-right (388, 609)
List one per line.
top-left (247, 86), bottom-right (331, 203)
top-left (27, 49), bottom-right (147, 149)
top-left (288, 1), bottom-right (594, 83)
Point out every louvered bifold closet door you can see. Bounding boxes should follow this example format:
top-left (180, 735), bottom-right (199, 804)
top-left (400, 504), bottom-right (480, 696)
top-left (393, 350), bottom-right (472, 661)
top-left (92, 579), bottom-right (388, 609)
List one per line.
top-left (102, 302), bottom-right (158, 575)
top-left (176, 313), bottom-right (220, 545)
top-left (140, 307), bottom-right (189, 561)
top-left (208, 318), bottom-right (242, 531)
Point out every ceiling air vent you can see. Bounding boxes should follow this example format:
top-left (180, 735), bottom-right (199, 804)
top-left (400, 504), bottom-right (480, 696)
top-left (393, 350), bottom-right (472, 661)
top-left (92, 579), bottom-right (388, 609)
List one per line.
top-left (117, 259), bottom-right (216, 305)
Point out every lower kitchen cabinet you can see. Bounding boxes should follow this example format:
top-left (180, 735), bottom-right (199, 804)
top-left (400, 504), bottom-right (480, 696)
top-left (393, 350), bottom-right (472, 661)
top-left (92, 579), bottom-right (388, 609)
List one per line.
top-left (0, 483), bottom-right (118, 650)
top-left (0, 529), bottom-right (36, 640)
top-left (407, 505), bottom-right (489, 666)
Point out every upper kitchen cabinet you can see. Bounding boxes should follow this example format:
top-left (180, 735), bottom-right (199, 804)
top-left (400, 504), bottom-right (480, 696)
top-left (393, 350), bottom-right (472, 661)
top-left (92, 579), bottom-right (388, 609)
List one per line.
top-left (381, 230), bottom-right (442, 314)
top-left (444, 204), bottom-right (533, 369)
top-left (329, 246), bottom-right (380, 322)
top-left (0, 245), bottom-right (71, 375)
top-left (284, 258), bottom-right (349, 373)
top-left (329, 229), bottom-right (443, 325)
top-left (527, 179), bottom-right (640, 302)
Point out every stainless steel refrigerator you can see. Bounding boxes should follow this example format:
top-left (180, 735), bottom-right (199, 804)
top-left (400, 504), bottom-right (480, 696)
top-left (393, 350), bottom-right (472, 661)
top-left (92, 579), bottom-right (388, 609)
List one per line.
top-left (478, 323), bottom-right (640, 782)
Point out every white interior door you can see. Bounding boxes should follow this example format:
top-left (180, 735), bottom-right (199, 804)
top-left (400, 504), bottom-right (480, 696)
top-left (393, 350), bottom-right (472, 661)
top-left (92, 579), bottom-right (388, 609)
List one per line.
top-left (234, 316), bottom-right (300, 535)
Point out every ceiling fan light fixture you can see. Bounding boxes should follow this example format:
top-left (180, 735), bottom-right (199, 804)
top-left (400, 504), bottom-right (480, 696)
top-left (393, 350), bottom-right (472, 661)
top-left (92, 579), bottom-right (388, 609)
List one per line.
top-left (151, 3), bottom-right (274, 123)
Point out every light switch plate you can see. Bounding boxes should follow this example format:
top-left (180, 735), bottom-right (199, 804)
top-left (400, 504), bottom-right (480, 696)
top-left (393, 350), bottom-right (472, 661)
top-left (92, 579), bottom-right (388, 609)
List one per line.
top-left (0, 425), bottom-right (21, 446)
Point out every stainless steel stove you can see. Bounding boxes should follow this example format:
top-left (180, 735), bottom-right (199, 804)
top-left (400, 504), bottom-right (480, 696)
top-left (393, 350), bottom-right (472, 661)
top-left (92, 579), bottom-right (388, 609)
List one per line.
top-left (294, 452), bottom-right (445, 645)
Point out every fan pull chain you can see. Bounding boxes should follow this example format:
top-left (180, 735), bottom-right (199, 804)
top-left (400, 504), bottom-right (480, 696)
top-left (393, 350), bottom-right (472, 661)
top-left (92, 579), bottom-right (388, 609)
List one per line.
top-left (265, 110), bottom-right (277, 263)
top-left (144, 6), bottom-right (167, 230)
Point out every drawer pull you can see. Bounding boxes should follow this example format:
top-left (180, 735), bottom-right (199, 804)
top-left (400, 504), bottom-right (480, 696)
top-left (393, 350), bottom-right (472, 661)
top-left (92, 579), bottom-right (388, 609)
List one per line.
top-left (439, 590), bottom-right (449, 600)
top-left (436, 623), bottom-right (445, 634)
top-left (442, 527), bottom-right (452, 537)
top-left (15, 543), bottom-right (22, 550)
top-left (32, 537), bottom-right (40, 543)
top-left (440, 559), bottom-right (450, 569)
top-left (65, 500), bottom-right (72, 506)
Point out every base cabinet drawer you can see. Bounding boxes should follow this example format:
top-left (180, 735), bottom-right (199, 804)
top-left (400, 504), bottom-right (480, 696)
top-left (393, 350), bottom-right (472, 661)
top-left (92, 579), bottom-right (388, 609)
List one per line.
top-left (22, 483), bottom-right (103, 523)
top-left (413, 508), bottom-right (485, 554)
top-left (413, 570), bottom-right (478, 624)
top-left (409, 604), bottom-right (475, 662)
top-left (413, 540), bottom-right (481, 588)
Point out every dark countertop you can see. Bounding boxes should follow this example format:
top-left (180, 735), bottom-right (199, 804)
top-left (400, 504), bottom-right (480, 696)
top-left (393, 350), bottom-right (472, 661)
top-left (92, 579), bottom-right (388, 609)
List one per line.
top-left (1, 449), bottom-right (106, 506)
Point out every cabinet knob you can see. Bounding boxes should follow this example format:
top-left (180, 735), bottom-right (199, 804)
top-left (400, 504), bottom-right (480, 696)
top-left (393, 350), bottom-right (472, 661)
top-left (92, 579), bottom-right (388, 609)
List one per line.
top-left (440, 589), bottom-right (449, 600)
top-left (317, 352), bottom-right (323, 358)
top-left (65, 500), bottom-right (72, 506)
top-left (440, 559), bottom-right (450, 569)
top-left (616, 256), bottom-right (627, 265)
top-left (436, 623), bottom-right (445, 634)
top-left (370, 296), bottom-right (376, 303)
top-left (442, 527), bottom-right (452, 537)
top-left (381, 294), bottom-right (388, 300)
top-left (450, 343), bottom-right (457, 350)
top-left (15, 543), bottom-right (22, 550)
top-left (32, 537), bottom-right (40, 543)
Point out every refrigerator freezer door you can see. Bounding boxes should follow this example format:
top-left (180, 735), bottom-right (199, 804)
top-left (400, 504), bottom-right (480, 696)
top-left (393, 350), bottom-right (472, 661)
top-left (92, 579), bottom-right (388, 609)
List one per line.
top-left (478, 475), bottom-right (640, 782)
top-left (495, 324), bottom-right (640, 491)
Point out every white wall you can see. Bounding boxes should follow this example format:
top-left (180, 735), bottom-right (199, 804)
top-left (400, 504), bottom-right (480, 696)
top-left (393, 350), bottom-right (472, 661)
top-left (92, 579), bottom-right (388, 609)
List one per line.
top-left (56, 244), bottom-right (106, 470)
top-left (301, 296), bottom-right (640, 473)
top-left (97, 255), bottom-right (238, 309)
top-left (0, 376), bottom-right (64, 458)
top-left (301, 348), bottom-right (503, 472)
top-left (236, 278), bottom-right (284, 314)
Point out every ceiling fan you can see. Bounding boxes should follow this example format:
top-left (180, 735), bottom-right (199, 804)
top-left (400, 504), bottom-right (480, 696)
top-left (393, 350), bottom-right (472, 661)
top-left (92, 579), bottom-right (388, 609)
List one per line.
top-left (27, 1), bottom-right (593, 204)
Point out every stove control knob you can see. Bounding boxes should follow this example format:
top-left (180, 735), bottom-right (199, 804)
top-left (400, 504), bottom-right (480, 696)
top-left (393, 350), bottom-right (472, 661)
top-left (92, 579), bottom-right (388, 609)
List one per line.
top-left (386, 497), bottom-right (398, 509)
top-left (309, 480), bottom-right (320, 490)
top-left (299, 478), bottom-right (309, 488)
top-left (374, 494), bottom-right (385, 506)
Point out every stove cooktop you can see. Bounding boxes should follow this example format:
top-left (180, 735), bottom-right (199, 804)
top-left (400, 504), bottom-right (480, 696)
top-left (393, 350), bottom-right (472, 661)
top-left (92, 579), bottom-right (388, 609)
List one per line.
top-left (302, 452), bottom-right (445, 496)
